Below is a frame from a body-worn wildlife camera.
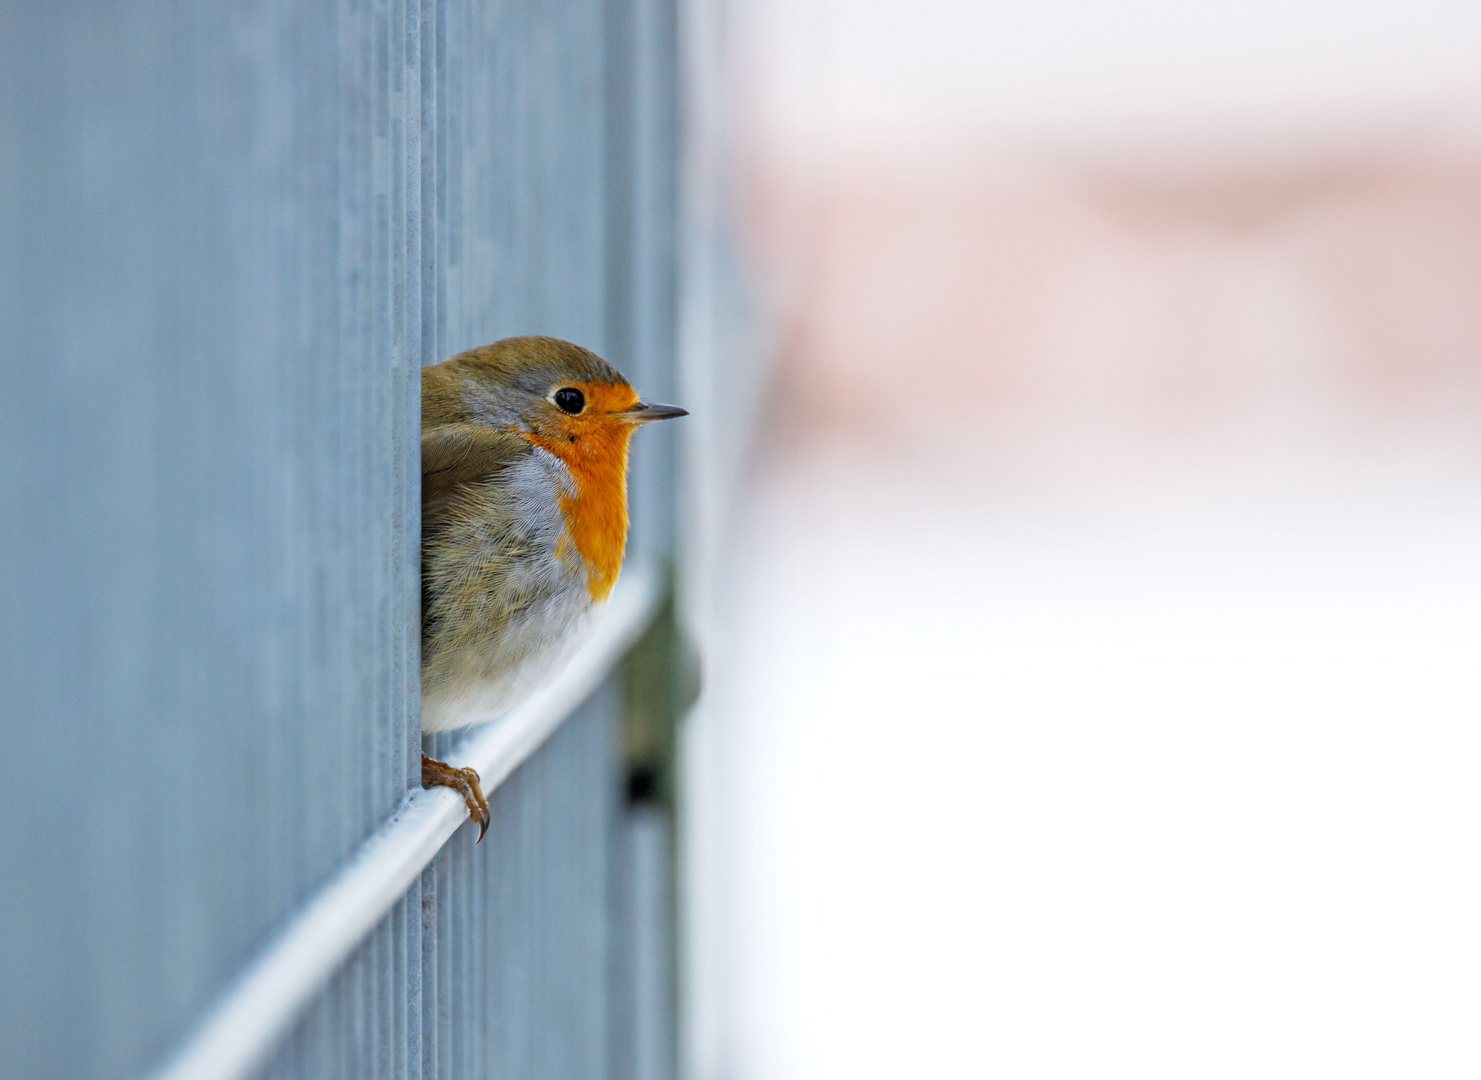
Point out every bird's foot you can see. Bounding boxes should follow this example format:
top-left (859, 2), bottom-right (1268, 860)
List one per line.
top-left (421, 753), bottom-right (490, 842)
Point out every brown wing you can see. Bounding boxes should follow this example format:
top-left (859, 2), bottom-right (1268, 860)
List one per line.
top-left (421, 423), bottom-right (533, 537)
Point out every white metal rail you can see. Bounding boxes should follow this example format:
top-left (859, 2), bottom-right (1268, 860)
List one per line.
top-left (149, 563), bottom-right (663, 1080)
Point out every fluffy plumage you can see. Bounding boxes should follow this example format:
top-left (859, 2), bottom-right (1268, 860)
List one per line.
top-left (419, 336), bottom-right (682, 734)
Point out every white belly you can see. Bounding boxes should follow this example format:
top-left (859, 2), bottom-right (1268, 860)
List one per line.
top-left (421, 581), bottom-right (598, 732)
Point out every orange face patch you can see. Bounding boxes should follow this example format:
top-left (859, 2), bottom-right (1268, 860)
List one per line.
top-left (513, 380), bottom-right (640, 602)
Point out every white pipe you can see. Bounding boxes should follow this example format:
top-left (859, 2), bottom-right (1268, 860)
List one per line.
top-left (149, 563), bottom-right (663, 1080)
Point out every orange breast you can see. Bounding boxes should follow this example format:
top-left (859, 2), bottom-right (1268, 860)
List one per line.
top-left (517, 383), bottom-right (637, 602)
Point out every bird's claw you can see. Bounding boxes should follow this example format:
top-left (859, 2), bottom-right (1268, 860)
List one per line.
top-left (421, 753), bottom-right (491, 842)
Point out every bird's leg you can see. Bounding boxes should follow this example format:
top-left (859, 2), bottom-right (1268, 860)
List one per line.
top-left (421, 753), bottom-right (490, 842)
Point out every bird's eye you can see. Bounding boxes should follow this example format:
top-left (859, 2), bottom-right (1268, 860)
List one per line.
top-left (553, 387), bottom-right (585, 414)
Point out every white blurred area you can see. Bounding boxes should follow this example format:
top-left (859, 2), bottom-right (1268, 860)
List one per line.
top-left (680, 2), bottom-right (1481, 1079)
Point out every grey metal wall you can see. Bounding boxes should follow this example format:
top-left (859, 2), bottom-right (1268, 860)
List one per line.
top-left (0, 1), bottom-right (678, 1078)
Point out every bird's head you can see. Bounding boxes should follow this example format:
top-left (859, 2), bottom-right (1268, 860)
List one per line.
top-left (425, 335), bottom-right (687, 468)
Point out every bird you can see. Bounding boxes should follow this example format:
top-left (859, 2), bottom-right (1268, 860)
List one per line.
top-left (418, 335), bottom-right (687, 839)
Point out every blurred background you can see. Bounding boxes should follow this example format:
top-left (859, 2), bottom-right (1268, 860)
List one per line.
top-left (679, 1), bottom-right (1481, 1078)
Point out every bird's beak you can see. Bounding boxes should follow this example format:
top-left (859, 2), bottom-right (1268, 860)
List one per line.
top-left (622, 401), bottom-right (689, 424)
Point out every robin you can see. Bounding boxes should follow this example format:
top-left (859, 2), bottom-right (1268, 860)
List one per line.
top-left (417, 335), bottom-right (687, 839)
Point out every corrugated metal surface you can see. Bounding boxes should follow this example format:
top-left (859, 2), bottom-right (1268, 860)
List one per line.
top-left (0, 0), bottom-right (679, 1077)
top-left (268, 681), bottom-right (624, 1080)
